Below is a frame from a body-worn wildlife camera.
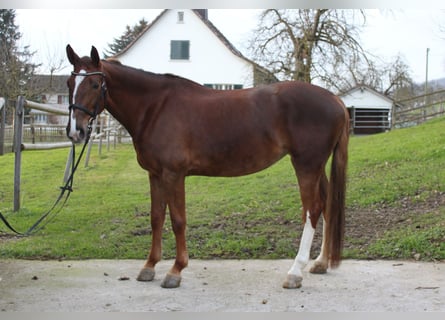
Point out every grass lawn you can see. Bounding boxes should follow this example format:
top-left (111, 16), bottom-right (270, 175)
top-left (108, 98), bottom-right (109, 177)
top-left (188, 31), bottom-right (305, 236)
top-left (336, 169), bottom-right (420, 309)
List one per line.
top-left (0, 116), bottom-right (444, 261)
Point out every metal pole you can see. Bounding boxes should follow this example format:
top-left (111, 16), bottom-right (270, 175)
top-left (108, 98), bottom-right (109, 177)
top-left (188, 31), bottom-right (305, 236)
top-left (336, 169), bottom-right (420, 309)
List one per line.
top-left (424, 48), bottom-right (429, 95)
top-left (13, 96), bottom-right (25, 212)
top-left (424, 48), bottom-right (429, 121)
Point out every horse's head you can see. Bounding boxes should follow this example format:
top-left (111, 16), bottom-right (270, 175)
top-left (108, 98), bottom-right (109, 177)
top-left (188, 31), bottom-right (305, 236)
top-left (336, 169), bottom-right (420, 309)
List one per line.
top-left (66, 45), bottom-right (107, 143)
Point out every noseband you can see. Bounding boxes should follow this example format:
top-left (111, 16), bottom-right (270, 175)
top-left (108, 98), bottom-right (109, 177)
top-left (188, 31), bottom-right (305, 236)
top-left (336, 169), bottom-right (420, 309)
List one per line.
top-left (69, 71), bottom-right (107, 120)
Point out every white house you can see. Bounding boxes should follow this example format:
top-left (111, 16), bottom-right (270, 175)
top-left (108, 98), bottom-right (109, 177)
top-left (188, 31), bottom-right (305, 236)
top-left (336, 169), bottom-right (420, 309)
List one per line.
top-left (28, 75), bottom-right (69, 125)
top-left (339, 85), bottom-right (394, 134)
top-left (114, 9), bottom-right (275, 89)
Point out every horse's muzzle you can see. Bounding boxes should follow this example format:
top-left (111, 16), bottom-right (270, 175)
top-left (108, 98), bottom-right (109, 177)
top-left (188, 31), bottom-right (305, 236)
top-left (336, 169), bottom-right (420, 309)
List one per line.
top-left (67, 122), bottom-right (87, 144)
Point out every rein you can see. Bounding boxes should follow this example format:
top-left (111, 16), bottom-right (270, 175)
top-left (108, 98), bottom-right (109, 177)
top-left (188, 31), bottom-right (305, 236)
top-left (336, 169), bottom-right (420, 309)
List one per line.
top-left (0, 133), bottom-right (92, 236)
top-left (0, 71), bottom-right (106, 236)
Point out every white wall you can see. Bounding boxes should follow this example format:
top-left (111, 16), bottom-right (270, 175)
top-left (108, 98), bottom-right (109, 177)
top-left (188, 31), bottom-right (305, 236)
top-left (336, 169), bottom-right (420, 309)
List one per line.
top-left (118, 10), bottom-right (254, 88)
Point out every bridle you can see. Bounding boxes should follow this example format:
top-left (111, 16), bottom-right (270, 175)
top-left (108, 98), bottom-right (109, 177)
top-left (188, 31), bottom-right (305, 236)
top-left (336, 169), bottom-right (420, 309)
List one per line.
top-left (69, 71), bottom-right (107, 129)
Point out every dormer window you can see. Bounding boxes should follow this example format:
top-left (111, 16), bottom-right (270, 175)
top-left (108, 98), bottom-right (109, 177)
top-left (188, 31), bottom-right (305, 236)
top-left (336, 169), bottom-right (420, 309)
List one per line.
top-left (177, 11), bottom-right (184, 23)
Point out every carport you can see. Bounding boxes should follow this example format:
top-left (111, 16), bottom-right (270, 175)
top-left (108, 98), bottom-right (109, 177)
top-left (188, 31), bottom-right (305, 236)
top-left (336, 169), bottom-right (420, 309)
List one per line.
top-left (339, 85), bottom-right (394, 135)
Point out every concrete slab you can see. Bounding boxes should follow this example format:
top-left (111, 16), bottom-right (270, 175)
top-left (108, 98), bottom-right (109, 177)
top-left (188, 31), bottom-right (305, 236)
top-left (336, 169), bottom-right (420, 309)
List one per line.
top-left (0, 259), bottom-right (443, 311)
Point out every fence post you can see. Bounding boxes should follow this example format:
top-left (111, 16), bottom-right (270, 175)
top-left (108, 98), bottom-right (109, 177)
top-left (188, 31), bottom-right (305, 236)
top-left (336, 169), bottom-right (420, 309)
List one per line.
top-left (391, 103), bottom-right (395, 129)
top-left (98, 115), bottom-right (103, 156)
top-left (84, 118), bottom-right (97, 167)
top-left (14, 96), bottom-right (25, 212)
top-left (0, 97), bottom-right (5, 156)
top-left (106, 115), bottom-right (110, 151)
top-left (63, 146), bottom-right (74, 184)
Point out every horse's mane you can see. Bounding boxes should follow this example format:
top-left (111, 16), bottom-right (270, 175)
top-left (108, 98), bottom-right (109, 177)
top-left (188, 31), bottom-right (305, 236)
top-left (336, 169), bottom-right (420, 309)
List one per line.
top-left (163, 73), bottom-right (204, 87)
top-left (102, 59), bottom-right (205, 89)
top-left (105, 58), bottom-right (122, 65)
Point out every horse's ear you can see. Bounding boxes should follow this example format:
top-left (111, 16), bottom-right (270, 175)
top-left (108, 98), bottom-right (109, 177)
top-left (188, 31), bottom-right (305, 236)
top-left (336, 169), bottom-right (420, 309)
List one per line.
top-left (91, 46), bottom-right (100, 67)
top-left (66, 44), bottom-right (79, 65)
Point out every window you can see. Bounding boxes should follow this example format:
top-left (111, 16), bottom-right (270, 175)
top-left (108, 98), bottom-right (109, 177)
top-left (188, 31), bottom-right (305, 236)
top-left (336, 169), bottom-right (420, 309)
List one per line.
top-left (34, 113), bottom-right (48, 124)
top-left (177, 11), bottom-right (184, 23)
top-left (170, 40), bottom-right (190, 60)
top-left (57, 95), bottom-right (69, 105)
top-left (204, 84), bottom-right (243, 90)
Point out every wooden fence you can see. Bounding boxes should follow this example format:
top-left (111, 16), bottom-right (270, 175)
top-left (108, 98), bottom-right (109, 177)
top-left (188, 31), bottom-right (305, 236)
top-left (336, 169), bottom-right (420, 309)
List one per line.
top-left (394, 89), bottom-right (445, 128)
top-left (0, 98), bottom-right (130, 155)
top-left (1, 99), bottom-right (71, 153)
top-left (0, 97), bottom-right (5, 155)
top-left (8, 96), bottom-right (130, 211)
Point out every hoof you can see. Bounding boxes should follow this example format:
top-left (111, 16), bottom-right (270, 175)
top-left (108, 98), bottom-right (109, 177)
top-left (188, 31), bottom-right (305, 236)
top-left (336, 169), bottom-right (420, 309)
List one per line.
top-left (282, 274), bottom-right (302, 289)
top-left (309, 262), bottom-right (328, 274)
top-left (137, 267), bottom-right (155, 282)
top-left (161, 272), bottom-right (182, 288)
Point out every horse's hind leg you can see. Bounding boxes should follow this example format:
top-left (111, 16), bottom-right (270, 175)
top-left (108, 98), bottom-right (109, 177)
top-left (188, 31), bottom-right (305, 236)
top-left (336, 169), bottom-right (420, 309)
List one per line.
top-left (283, 210), bottom-right (317, 289)
top-left (137, 174), bottom-right (167, 282)
top-left (309, 210), bottom-right (329, 274)
top-left (307, 172), bottom-right (329, 274)
top-left (283, 162), bottom-right (326, 289)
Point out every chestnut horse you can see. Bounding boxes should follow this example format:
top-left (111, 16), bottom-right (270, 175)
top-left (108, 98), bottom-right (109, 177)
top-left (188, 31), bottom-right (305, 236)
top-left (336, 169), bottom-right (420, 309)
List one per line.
top-left (65, 45), bottom-right (349, 289)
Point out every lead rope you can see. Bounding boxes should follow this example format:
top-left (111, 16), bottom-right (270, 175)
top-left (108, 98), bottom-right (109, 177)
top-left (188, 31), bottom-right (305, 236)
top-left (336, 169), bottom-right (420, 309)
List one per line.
top-left (0, 124), bottom-right (92, 237)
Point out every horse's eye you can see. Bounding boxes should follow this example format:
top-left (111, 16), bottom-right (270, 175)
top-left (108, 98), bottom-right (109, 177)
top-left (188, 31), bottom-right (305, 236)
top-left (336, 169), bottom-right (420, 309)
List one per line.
top-left (92, 82), bottom-right (100, 90)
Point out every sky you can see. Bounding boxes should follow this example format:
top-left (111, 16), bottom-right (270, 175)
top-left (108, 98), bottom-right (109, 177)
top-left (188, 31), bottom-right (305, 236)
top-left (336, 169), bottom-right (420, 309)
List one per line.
top-left (13, 9), bottom-right (445, 84)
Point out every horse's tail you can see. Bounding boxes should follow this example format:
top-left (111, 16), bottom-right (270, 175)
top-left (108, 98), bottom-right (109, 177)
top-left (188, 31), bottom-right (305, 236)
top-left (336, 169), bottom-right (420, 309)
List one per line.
top-left (326, 106), bottom-right (349, 268)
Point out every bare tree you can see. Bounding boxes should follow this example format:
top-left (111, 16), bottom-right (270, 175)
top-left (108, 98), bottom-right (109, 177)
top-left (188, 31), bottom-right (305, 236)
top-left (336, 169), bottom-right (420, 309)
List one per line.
top-left (381, 55), bottom-right (413, 97)
top-left (249, 9), bottom-right (368, 84)
top-left (44, 44), bottom-right (67, 77)
top-left (438, 9), bottom-right (445, 36)
top-left (323, 52), bottom-right (413, 97)
top-left (248, 9), bottom-right (414, 97)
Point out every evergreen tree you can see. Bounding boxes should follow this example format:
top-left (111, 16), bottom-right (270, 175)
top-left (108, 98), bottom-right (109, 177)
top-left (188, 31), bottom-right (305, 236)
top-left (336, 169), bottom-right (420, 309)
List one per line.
top-left (104, 18), bottom-right (148, 58)
top-left (0, 9), bottom-right (40, 100)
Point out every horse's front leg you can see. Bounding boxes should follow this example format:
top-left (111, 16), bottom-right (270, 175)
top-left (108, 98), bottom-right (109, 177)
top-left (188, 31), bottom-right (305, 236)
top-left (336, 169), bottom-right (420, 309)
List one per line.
top-left (161, 172), bottom-right (188, 288)
top-left (137, 174), bottom-right (167, 282)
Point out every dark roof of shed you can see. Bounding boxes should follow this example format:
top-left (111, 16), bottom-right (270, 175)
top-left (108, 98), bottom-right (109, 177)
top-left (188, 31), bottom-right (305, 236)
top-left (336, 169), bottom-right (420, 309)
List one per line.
top-left (29, 74), bottom-right (69, 94)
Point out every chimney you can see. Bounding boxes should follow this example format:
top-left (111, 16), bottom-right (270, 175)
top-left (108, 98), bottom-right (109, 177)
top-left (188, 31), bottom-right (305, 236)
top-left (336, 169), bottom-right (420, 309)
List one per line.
top-left (195, 9), bottom-right (208, 20)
